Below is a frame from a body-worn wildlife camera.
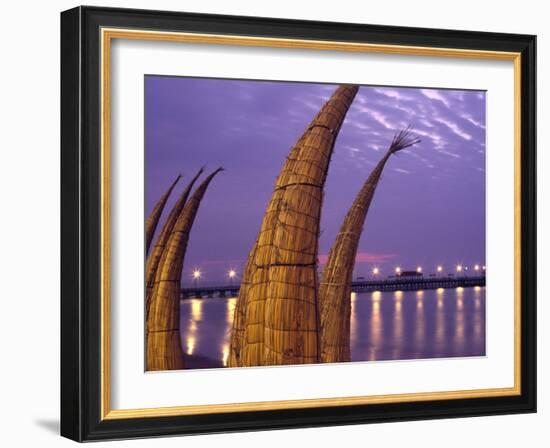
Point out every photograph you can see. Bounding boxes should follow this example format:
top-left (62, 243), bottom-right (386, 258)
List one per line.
top-left (144, 77), bottom-right (487, 371)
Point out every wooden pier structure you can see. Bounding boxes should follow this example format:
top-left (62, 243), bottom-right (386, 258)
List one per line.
top-left (181, 275), bottom-right (486, 299)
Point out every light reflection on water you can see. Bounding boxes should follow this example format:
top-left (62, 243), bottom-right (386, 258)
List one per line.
top-left (435, 288), bottom-right (446, 356)
top-left (179, 287), bottom-right (486, 368)
top-left (415, 290), bottom-right (425, 356)
top-left (393, 293), bottom-right (403, 360)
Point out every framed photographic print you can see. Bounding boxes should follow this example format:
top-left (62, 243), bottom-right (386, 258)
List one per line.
top-left (60, 6), bottom-right (536, 441)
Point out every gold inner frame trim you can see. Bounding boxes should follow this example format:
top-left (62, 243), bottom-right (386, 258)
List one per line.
top-left (100, 27), bottom-right (522, 420)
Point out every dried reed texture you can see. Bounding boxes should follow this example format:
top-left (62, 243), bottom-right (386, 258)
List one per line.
top-left (229, 85), bottom-right (359, 367)
top-left (145, 167), bottom-right (204, 320)
top-left (227, 236), bottom-right (259, 367)
top-left (145, 175), bottom-right (181, 254)
top-left (146, 168), bottom-right (223, 371)
top-left (319, 127), bottom-right (420, 363)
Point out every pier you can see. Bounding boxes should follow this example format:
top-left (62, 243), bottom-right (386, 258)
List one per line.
top-left (180, 275), bottom-right (486, 299)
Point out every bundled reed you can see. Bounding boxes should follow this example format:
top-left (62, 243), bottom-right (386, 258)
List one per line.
top-left (145, 167), bottom-right (204, 319)
top-left (318, 127), bottom-right (420, 363)
top-left (145, 175), bottom-right (181, 254)
top-left (227, 236), bottom-right (259, 367)
top-left (146, 168), bottom-right (223, 371)
top-left (229, 85), bottom-right (359, 367)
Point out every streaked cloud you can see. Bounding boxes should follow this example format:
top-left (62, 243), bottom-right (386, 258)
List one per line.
top-left (319, 252), bottom-right (398, 265)
top-left (420, 89), bottom-right (451, 108)
top-left (434, 117), bottom-right (472, 140)
top-left (461, 113), bottom-right (486, 129)
top-left (393, 168), bottom-right (411, 174)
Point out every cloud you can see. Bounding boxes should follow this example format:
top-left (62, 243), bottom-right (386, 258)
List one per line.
top-left (318, 252), bottom-right (398, 265)
top-left (420, 89), bottom-right (451, 108)
top-left (368, 143), bottom-right (383, 152)
top-left (355, 105), bottom-right (396, 129)
top-left (373, 87), bottom-right (415, 101)
top-left (393, 104), bottom-right (416, 116)
top-left (434, 117), bottom-right (472, 140)
top-left (413, 128), bottom-right (447, 150)
top-left (393, 168), bottom-right (411, 174)
top-left (346, 119), bottom-right (371, 131)
top-left (297, 99), bottom-right (324, 111)
top-left (345, 145), bottom-right (361, 154)
top-left (420, 119), bottom-right (434, 128)
top-left (461, 113), bottom-right (486, 129)
top-left (355, 94), bottom-right (368, 105)
top-left (436, 149), bottom-right (461, 159)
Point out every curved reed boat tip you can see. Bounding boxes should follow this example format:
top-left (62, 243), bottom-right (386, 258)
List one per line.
top-left (146, 167), bottom-right (222, 371)
top-left (145, 166), bottom-right (205, 319)
top-left (229, 85), bottom-right (359, 367)
top-left (389, 126), bottom-right (421, 153)
top-left (145, 173), bottom-right (182, 254)
top-left (318, 126), bottom-right (421, 363)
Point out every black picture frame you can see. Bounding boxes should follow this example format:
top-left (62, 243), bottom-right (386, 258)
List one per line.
top-left (61, 5), bottom-right (536, 442)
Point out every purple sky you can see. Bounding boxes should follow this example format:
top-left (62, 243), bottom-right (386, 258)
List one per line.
top-left (145, 76), bottom-right (486, 285)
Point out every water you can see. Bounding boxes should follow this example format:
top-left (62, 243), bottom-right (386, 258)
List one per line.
top-left (179, 287), bottom-right (485, 368)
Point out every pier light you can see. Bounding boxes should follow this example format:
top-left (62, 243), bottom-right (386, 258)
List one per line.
top-left (395, 266), bottom-right (401, 274)
top-left (456, 265), bottom-right (463, 273)
top-left (482, 265), bottom-right (486, 271)
top-left (228, 269), bottom-right (237, 286)
top-left (372, 267), bottom-right (379, 275)
top-left (437, 265), bottom-right (443, 273)
top-left (416, 266), bottom-right (422, 273)
top-left (474, 264), bottom-right (480, 271)
top-left (192, 270), bottom-right (202, 288)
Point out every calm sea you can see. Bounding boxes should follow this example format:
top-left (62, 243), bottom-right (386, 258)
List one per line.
top-left (179, 287), bottom-right (486, 368)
